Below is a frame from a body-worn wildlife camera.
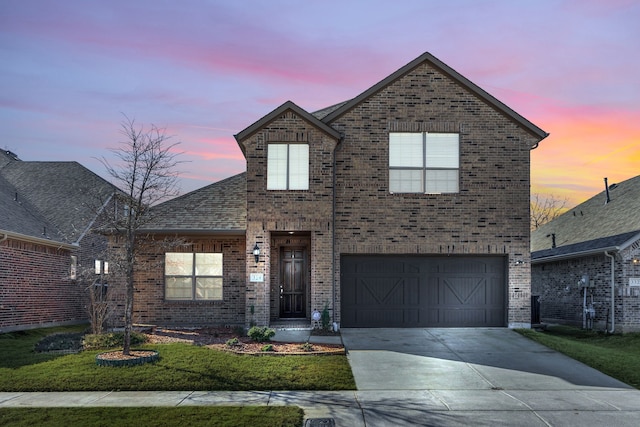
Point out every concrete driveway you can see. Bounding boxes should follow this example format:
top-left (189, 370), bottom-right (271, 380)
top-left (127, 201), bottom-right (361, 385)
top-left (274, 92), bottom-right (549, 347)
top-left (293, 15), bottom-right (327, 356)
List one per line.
top-left (340, 328), bottom-right (640, 426)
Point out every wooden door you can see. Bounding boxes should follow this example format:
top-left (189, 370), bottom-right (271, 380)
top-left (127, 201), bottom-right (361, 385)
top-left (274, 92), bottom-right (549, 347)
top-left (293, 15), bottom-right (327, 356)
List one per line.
top-left (279, 248), bottom-right (306, 318)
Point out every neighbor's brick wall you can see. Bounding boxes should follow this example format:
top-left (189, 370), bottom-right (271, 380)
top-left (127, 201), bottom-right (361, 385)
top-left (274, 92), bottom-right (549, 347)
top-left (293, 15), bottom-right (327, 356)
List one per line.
top-left (0, 238), bottom-right (87, 332)
top-left (329, 62), bottom-right (539, 327)
top-left (107, 235), bottom-right (246, 328)
top-left (244, 113), bottom-right (338, 326)
top-left (533, 253), bottom-right (640, 333)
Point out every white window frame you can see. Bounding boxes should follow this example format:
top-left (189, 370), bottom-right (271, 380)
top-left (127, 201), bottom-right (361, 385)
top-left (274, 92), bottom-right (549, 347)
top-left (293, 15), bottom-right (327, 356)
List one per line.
top-left (267, 143), bottom-right (309, 190)
top-left (389, 132), bottom-right (459, 194)
top-left (165, 252), bottom-right (223, 301)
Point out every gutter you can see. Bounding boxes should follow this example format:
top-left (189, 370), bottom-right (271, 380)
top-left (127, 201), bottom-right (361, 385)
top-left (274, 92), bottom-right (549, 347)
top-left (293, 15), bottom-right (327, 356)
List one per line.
top-left (0, 229), bottom-right (77, 250)
top-left (135, 229), bottom-right (246, 236)
top-left (531, 246), bottom-right (620, 264)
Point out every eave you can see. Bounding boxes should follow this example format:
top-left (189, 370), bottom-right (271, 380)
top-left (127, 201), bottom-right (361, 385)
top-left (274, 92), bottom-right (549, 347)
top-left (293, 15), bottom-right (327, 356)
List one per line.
top-left (0, 229), bottom-right (77, 251)
top-left (234, 101), bottom-right (342, 155)
top-left (321, 52), bottom-right (549, 144)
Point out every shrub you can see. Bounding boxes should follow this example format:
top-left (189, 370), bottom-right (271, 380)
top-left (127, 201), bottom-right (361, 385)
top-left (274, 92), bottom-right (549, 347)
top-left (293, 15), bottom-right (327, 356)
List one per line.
top-left (83, 332), bottom-right (147, 350)
top-left (34, 333), bottom-right (84, 353)
top-left (321, 303), bottom-right (331, 331)
top-left (247, 326), bottom-right (275, 342)
top-left (299, 342), bottom-right (314, 352)
top-left (261, 344), bottom-right (274, 352)
top-left (225, 338), bottom-right (240, 347)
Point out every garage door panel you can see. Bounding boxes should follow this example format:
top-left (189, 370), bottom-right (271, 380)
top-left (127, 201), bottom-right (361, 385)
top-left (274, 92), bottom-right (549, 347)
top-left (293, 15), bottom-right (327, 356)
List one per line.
top-left (341, 255), bottom-right (506, 327)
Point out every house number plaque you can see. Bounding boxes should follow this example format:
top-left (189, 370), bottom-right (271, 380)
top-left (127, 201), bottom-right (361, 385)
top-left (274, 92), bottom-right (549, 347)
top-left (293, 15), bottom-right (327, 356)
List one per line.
top-left (250, 273), bottom-right (264, 282)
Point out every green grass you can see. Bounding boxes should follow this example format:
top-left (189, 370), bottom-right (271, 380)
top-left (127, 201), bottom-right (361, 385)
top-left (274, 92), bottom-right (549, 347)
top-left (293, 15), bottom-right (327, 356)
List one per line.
top-left (0, 326), bottom-right (355, 391)
top-left (0, 406), bottom-right (303, 427)
top-left (517, 325), bottom-right (640, 389)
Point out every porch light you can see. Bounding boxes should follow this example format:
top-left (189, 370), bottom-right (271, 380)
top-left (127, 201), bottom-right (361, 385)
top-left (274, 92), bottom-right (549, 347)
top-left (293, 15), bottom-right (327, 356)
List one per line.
top-left (252, 244), bottom-right (260, 263)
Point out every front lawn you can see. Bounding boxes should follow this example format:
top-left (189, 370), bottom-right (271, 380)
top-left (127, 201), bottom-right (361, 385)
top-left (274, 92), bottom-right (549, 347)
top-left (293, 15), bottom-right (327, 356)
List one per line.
top-left (517, 325), bottom-right (640, 389)
top-left (0, 326), bottom-right (355, 392)
top-left (0, 406), bottom-right (303, 427)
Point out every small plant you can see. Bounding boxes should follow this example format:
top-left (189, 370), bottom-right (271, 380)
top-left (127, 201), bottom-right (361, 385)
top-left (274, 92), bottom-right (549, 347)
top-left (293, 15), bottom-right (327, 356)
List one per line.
top-left (300, 342), bottom-right (314, 352)
top-left (248, 326), bottom-right (275, 342)
top-left (225, 337), bottom-right (240, 347)
top-left (83, 332), bottom-right (147, 350)
top-left (321, 303), bottom-right (331, 331)
top-left (261, 344), bottom-right (274, 352)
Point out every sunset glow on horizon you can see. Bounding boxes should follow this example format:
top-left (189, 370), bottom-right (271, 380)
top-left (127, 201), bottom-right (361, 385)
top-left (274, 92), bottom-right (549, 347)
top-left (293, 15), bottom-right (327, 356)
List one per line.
top-left (1, 0), bottom-right (638, 209)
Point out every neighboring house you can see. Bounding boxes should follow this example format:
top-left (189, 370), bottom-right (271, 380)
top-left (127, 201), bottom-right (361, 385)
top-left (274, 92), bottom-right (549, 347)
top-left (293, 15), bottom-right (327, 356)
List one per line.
top-left (126, 52), bottom-right (547, 330)
top-left (0, 150), bottom-right (117, 332)
top-left (531, 175), bottom-right (640, 333)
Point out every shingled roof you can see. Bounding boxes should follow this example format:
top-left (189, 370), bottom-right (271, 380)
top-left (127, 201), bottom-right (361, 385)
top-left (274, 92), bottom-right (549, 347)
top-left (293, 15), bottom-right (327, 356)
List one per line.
top-left (532, 175), bottom-right (640, 262)
top-left (0, 173), bottom-right (67, 243)
top-left (0, 151), bottom-right (116, 245)
top-left (141, 172), bottom-right (246, 234)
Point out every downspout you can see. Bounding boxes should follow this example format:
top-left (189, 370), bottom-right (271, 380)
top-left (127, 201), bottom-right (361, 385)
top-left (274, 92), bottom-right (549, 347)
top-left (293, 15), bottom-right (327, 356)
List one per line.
top-left (0, 233), bottom-right (8, 244)
top-left (332, 134), bottom-right (344, 328)
top-left (604, 251), bottom-right (615, 333)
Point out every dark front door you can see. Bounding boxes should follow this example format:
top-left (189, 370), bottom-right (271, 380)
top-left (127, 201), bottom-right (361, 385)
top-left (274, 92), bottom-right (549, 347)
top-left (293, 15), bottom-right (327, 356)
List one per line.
top-left (279, 248), bottom-right (307, 318)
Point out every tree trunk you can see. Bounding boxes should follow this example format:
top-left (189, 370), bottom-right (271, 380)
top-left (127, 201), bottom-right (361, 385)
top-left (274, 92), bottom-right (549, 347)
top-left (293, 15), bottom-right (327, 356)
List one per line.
top-left (122, 240), bottom-right (135, 355)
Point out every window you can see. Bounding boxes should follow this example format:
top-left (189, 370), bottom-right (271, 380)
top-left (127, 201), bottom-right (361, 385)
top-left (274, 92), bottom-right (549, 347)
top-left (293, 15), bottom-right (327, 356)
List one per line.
top-left (389, 132), bottom-right (459, 193)
top-left (165, 253), bottom-right (223, 301)
top-left (267, 144), bottom-right (309, 190)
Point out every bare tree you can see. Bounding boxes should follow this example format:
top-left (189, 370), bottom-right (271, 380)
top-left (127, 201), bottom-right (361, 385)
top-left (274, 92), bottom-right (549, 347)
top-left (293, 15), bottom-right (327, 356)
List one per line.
top-left (530, 193), bottom-right (568, 230)
top-left (98, 116), bottom-right (182, 355)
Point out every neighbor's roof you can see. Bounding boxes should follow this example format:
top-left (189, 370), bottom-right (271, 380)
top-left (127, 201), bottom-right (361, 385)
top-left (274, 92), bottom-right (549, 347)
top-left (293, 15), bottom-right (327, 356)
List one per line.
top-left (532, 175), bottom-right (640, 262)
top-left (0, 173), bottom-right (67, 244)
top-left (141, 172), bottom-right (246, 234)
top-left (0, 152), bottom-right (116, 244)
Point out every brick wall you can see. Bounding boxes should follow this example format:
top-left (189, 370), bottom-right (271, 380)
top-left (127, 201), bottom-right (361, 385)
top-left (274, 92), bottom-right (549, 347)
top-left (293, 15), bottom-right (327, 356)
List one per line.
top-left (244, 112), bottom-right (338, 326)
top-left (107, 235), bottom-right (246, 328)
top-left (0, 238), bottom-right (87, 332)
top-left (329, 62), bottom-right (538, 327)
top-left (533, 252), bottom-right (640, 332)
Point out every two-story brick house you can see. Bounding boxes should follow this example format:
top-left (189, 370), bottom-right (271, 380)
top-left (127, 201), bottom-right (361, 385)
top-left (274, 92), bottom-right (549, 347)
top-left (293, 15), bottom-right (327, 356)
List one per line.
top-left (129, 52), bottom-right (547, 330)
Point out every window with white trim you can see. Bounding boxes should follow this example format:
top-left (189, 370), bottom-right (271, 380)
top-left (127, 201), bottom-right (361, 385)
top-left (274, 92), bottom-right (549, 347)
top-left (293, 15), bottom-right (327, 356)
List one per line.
top-left (165, 253), bottom-right (223, 301)
top-left (389, 132), bottom-right (459, 193)
top-left (267, 143), bottom-right (309, 190)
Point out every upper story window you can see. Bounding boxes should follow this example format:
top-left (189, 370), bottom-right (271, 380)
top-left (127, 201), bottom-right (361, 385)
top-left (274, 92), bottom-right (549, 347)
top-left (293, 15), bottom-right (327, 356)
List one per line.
top-left (165, 252), bottom-right (223, 301)
top-left (267, 143), bottom-right (309, 190)
top-left (389, 132), bottom-right (459, 194)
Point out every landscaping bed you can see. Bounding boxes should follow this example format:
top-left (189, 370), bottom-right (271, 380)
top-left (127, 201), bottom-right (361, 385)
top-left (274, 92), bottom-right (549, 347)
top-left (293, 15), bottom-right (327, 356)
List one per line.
top-left (146, 327), bottom-right (344, 355)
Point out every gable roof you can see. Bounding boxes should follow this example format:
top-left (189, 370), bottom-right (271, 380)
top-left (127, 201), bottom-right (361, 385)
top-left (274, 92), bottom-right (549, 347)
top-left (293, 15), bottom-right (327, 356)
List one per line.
top-left (532, 175), bottom-right (640, 262)
top-left (0, 151), bottom-right (116, 245)
top-left (234, 101), bottom-right (342, 155)
top-left (141, 172), bottom-right (246, 234)
top-left (321, 52), bottom-right (549, 143)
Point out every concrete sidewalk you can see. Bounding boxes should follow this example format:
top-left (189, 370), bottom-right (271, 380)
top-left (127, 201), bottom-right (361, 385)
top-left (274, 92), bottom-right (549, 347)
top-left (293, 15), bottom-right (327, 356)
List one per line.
top-left (2, 328), bottom-right (640, 426)
top-left (2, 388), bottom-right (640, 426)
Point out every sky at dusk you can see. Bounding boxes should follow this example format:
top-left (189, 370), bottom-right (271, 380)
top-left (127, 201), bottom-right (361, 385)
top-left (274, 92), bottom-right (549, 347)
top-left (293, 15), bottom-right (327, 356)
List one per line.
top-left (1, 0), bottom-right (638, 208)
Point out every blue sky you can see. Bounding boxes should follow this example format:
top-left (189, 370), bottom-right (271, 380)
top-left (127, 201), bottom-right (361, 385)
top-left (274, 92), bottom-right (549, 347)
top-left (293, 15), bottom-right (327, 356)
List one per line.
top-left (1, 0), bottom-right (638, 206)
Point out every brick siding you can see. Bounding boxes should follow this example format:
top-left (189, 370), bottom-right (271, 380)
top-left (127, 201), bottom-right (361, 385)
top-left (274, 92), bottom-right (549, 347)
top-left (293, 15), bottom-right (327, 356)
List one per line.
top-left (0, 238), bottom-right (87, 332)
top-left (107, 235), bottom-right (246, 328)
top-left (330, 62), bottom-right (537, 327)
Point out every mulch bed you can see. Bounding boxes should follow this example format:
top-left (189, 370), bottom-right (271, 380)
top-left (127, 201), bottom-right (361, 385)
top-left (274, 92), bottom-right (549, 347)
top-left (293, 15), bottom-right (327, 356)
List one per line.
top-left (145, 327), bottom-right (344, 355)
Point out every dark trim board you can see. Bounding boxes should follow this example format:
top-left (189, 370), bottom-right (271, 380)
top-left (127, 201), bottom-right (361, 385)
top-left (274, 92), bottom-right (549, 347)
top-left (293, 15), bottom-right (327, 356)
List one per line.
top-left (341, 255), bottom-right (507, 327)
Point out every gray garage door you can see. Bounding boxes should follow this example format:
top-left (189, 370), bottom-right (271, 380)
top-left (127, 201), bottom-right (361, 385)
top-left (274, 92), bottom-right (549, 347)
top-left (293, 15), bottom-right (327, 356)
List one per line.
top-left (341, 255), bottom-right (506, 327)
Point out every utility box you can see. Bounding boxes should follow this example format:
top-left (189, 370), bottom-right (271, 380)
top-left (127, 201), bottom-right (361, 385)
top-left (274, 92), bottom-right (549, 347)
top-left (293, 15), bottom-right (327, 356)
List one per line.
top-left (578, 275), bottom-right (594, 288)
